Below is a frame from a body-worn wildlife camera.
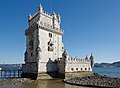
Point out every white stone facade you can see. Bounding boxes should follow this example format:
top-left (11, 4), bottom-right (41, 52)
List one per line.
top-left (57, 53), bottom-right (94, 75)
top-left (66, 58), bottom-right (92, 72)
top-left (22, 5), bottom-right (94, 78)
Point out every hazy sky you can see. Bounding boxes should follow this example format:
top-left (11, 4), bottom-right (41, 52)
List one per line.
top-left (0, 0), bottom-right (120, 64)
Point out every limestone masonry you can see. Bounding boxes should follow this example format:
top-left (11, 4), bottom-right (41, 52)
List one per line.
top-left (21, 5), bottom-right (94, 79)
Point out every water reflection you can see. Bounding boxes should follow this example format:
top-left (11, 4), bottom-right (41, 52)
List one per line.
top-left (0, 79), bottom-right (96, 88)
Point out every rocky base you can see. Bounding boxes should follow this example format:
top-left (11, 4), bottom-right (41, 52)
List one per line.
top-left (0, 78), bottom-right (35, 86)
top-left (63, 73), bottom-right (120, 88)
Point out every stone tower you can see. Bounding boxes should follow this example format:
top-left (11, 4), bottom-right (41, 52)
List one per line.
top-left (22, 5), bottom-right (64, 79)
top-left (22, 5), bottom-right (94, 79)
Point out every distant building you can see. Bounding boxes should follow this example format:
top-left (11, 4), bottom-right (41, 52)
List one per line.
top-left (22, 5), bottom-right (94, 79)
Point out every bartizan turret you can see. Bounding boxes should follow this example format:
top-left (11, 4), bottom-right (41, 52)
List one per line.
top-left (38, 4), bottom-right (43, 13)
top-left (85, 55), bottom-right (88, 60)
top-left (89, 53), bottom-right (94, 68)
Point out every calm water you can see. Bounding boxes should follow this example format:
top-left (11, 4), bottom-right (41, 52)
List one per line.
top-left (0, 67), bottom-right (120, 88)
top-left (93, 67), bottom-right (120, 78)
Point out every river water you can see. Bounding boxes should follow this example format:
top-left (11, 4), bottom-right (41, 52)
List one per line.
top-left (93, 67), bottom-right (120, 77)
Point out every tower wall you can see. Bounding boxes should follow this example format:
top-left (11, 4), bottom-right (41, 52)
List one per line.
top-left (22, 5), bottom-right (64, 79)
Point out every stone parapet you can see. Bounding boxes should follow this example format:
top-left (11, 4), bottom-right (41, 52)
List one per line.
top-left (38, 21), bottom-right (63, 35)
top-left (67, 57), bottom-right (91, 63)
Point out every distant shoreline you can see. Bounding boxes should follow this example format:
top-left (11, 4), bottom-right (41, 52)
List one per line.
top-left (94, 61), bottom-right (120, 67)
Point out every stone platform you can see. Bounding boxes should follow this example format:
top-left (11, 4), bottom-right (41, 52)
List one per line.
top-left (65, 71), bottom-right (93, 79)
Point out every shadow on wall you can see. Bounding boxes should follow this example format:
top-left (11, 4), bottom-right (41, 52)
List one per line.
top-left (21, 63), bottom-right (38, 80)
top-left (46, 58), bottom-right (58, 78)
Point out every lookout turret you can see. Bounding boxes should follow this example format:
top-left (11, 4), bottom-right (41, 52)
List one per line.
top-left (89, 53), bottom-right (94, 68)
top-left (85, 55), bottom-right (88, 60)
top-left (38, 4), bottom-right (43, 13)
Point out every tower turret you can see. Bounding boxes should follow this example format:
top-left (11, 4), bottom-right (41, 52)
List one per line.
top-left (28, 13), bottom-right (32, 21)
top-left (85, 55), bottom-right (88, 60)
top-left (51, 11), bottom-right (57, 29)
top-left (57, 13), bottom-right (61, 24)
top-left (89, 53), bottom-right (94, 68)
top-left (62, 49), bottom-right (67, 59)
top-left (38, 4), bottom-right (43, 13)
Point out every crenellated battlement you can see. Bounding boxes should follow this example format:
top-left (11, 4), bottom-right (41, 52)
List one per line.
top-left (29, 9), bottom-right (60, 22)
top-left (28, 4), bottom-right (60, 25)
top-left (26, 4), bottom-right (63, 35)
top-left (67, 57), bottom-right (91, 63)
top-left (28, 11), bottom-right (53, 22)
top-left (57, 55), bottom-right (92, 63)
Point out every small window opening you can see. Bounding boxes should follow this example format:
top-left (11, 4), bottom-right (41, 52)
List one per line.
top-left (71, 68), bottom-right (74, 71)
top-left (81, 68), bottom-right (83, 71)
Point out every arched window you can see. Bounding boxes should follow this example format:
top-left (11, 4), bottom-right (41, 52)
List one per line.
top-left (49, 33), bottom-right (52, 38)
top-left (89, 68), bottom-right (90, 70)
top-left (81, 68), bottom-right (83, 71)
top-left (71, 68), bottom-right (74, 71)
